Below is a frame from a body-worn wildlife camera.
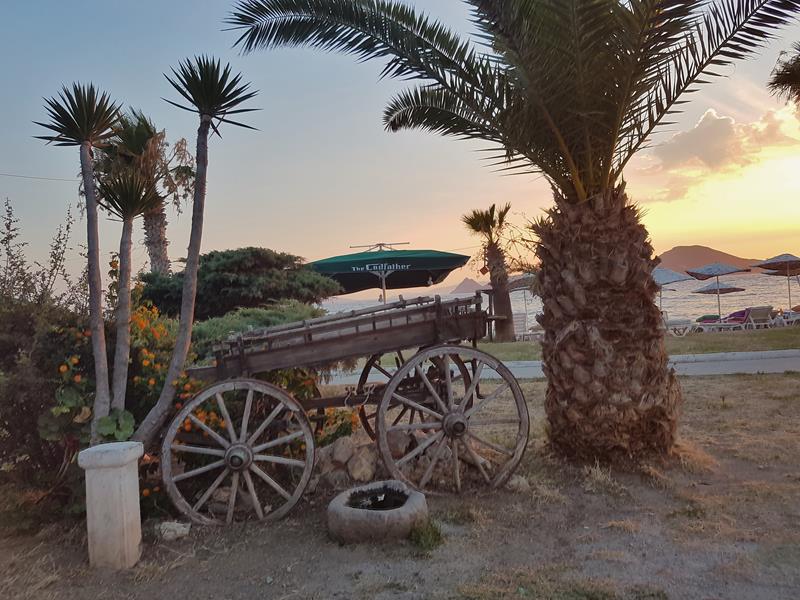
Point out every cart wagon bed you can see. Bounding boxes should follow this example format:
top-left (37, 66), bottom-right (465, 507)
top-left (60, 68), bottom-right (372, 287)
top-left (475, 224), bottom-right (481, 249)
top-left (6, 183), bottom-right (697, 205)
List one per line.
top-left (164, 294), bottom-right (530, 525)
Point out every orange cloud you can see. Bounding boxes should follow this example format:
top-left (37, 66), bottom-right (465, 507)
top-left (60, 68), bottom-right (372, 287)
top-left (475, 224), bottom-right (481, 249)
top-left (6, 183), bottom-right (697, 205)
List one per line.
top-left (628, 105), bottom-right (800, 204)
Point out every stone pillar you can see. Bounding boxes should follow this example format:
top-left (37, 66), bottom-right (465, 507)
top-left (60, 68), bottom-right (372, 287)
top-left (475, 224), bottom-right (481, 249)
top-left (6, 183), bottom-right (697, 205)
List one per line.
top-left (78, 441), bottom-right (143, 569)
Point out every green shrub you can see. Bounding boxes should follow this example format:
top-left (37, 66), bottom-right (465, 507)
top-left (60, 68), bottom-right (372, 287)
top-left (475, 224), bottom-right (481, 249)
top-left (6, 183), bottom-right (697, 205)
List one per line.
top-left (191, 302), bottom-right (323, 359)
top-left (409, 518), bottom-right (444, 553)
top-left (141, 247), bottom-right (340, 319)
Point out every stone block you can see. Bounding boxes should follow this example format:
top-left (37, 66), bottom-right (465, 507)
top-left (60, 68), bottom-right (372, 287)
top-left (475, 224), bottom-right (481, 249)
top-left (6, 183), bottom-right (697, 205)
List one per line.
top-left (78, 441), bottom-right (143, 570)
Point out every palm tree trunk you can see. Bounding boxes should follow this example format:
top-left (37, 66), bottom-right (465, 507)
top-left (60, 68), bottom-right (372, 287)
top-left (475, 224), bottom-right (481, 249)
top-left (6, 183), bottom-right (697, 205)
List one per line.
top-left (486, 242), bottom-right (514, 342)
top-left (533, 188), bottom-right (682, 460)
top-left (133, 116), bottom-right (210, 448)
top-left (142, 202), bottom-right (172, 275)
top-left (111, 218), bottom-right (133, 412)
top-left (79, 142), bottom-right (112, 442)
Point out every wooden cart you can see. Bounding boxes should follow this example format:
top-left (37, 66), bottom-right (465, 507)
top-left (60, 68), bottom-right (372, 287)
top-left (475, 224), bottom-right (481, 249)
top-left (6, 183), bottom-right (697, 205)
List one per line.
top-left (162, 294), bottom-right (530, 525)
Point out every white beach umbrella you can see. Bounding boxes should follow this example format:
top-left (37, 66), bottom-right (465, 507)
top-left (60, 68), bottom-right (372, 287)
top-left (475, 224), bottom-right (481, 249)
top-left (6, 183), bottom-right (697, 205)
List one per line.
top-left (692, 280), bottom-right (746, 317)
top-left (686, 262), bottom-right (751, 318)
top-left (752, 253), bottom-right (800, 309)
top-left (652, 267), bottom-right (693, 309)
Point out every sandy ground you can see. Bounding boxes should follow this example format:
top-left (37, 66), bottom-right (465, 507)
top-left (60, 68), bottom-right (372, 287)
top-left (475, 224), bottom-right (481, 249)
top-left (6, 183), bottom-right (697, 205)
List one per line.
top-left (3, 373), bottom-right (800, 600)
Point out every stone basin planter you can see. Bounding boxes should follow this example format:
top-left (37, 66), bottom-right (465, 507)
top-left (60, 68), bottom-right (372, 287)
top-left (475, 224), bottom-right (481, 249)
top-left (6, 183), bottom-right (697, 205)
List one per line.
top-left (327, 480), bottom-right (428, 544)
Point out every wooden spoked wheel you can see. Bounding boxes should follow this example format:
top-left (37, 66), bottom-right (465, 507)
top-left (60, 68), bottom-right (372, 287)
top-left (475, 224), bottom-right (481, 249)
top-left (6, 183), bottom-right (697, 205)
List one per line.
top-left (162, 379), bottom-right (315, 526)
top-left (376, 345), bottom-right (529, 494)
top-left (357, 351), bottom-right (470, 439)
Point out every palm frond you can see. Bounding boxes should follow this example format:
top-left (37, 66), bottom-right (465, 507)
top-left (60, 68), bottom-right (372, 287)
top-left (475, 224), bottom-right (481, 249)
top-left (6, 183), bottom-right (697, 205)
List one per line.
top-left (35, 83), bottom-right (120, 146)
top-left (615, 0), bottom-right (800, 175)
top-left (462, 202), bottom-right (512, 243)
top-left (228, 0), bottom-right (800, 205)
top-left (164, 56), bottom-right (259, 126)
top-left (97, 171), bottom-right (162, 220)
top-left (228, 0), bottom-right (479, 87)
top-left (768, 41), bottom-right (800, 102)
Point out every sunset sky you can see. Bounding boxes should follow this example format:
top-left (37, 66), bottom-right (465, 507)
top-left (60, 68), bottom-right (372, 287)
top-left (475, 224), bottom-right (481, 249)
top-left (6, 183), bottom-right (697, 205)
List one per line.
top-left (1, 1), bottom-right (799, 289)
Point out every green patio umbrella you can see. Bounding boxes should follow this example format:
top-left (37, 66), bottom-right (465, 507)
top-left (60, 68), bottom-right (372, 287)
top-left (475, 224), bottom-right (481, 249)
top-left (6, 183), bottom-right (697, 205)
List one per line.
top-left (310, 249), bottom-right (469, 301)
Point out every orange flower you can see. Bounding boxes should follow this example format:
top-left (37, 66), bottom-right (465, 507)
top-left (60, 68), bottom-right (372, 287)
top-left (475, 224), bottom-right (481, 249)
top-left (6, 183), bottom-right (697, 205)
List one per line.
top-left (148, 378), bottom-right (156, 386)
top-left (183, 422), bottom-right (191, 432)
top-left (70, 356), bottom-right (80, 365)
top-left (59, 364), bottom-right (68, 373)
top-left (142, 359), bottom-right (150, 367)
top-left (84, 329), bottom-right (91, 337)
top-left (183, 383), bottom-right (192, 391)
top-left (73, 374), bottom-right (82, 384)
top-left (141, 488), bottom-right (150, 497)
top-left (133, 376), bottom-right (140, 383)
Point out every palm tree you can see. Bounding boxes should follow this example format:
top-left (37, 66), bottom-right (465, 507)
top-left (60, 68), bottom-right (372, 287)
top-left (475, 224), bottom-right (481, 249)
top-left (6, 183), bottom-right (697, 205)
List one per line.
top-left (769, 41), bottom-right (800, 102)
top-left (133, 56), bottom-right (258, 447)
top-left (36, 83), bottom-right (119, 441)
top-left (97, 172), bottom-right (162, 411)
top-left (98, 110), bottom-right (194, 275)
top-left (228, 1), bottom-right (800, 460)
top-left (463, 203), bottom-right (514, 342)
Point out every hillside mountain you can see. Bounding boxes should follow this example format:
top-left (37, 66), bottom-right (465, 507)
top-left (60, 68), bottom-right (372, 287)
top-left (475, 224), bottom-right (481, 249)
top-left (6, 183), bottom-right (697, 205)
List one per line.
top-left (450, 277), bottom-right (489, 294)
top-left (658, 245), bottom-right (759, 274)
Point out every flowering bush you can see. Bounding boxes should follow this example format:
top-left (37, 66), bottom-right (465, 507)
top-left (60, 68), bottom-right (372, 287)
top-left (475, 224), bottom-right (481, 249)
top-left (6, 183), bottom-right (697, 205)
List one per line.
top-left (316, 407), bottom-right (360, 446)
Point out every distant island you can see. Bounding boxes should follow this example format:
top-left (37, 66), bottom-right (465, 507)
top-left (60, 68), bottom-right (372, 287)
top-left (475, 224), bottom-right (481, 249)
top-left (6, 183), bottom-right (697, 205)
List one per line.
top-left (450, 277), bottom-right (490, 294)
top-left (658, 245), bottom-right (759, 274)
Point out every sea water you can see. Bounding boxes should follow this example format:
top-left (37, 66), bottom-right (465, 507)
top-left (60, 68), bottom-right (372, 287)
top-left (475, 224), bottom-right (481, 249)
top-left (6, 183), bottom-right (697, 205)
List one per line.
top-left (320, 274), bottom-right (800, 324)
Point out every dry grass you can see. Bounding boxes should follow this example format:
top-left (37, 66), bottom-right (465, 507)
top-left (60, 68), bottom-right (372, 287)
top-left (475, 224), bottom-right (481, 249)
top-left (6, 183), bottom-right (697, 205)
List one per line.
top-left (671, 440), bottom-right (718, 473)
top-left (475, 326), bottom-right (800, 363)
top-left (457, 565), bottom-right (667, 600)
top-left (3, 373), bottom-right (800, 599)
top-left (602, 519), bottom-right (641, 534)
top-left (0, 543), bottom-right (63, 600)
top-left (582, 461), bottom-right (629, 498)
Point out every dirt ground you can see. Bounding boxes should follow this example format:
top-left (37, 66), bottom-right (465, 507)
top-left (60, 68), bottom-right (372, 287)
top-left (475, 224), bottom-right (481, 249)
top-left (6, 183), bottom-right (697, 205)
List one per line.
top-left (3, 373), bottom-right (800, 600)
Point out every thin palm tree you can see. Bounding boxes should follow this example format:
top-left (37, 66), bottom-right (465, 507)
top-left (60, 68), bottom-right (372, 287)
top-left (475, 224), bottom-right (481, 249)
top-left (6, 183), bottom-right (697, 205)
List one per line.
top-left (769, 41), bottom-right (800, 102)
top-left (462, 203), bottom-right (514, 342)
top-left (97, 172), bottom-right (162, 411)
top-left (229, 0), bottom-right (800, 460)
top-left (98, 110), bottom-right (194, 275)
top-left (35, 83), bottom-right (119, 441)
top-left (133, 56), bottom-right (258, 447)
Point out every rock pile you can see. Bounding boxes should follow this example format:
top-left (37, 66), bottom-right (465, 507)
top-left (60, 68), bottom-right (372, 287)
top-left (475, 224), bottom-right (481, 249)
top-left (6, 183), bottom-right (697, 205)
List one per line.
top-left (311, 435), bottom-right (386, 493)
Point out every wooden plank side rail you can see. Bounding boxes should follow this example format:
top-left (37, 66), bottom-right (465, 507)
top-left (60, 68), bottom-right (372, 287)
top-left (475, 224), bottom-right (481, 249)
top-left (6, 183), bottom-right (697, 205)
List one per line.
top-left (190, 299), bottom-right (487, 383)
top-left (213, 295), bottom-right (483, 354)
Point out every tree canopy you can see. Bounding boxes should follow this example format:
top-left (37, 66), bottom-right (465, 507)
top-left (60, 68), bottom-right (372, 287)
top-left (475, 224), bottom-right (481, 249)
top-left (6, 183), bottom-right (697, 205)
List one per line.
top-left (229, 0), bottom-right (800, 204)
top-left (140, 247), bottom-right (341, 319)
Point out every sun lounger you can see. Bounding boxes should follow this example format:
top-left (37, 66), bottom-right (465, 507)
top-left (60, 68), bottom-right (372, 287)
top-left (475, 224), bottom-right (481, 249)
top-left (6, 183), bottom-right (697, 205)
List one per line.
top-left (513, 312), bottom-right (532, 341)
top-left (666, 318), bottom-right (693, 337)
top-left (745, 306), bottom-right (773, 329)
top-left (774, 310), bottom-right (800, 326)
top-left (693, 308), bottom-right (750, 332)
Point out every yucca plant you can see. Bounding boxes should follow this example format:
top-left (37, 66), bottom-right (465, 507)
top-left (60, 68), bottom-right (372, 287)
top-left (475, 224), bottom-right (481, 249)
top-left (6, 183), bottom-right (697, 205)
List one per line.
top-left (97, 172), bottom-right (162, 411)
top-left (98, 110), bottom-right (195, 276)
top-left (229, 0), bottom-right (800, 460)
top-left (769, 41), bottom-right (800, 102)
top-left (35, 83), bottom-right (120, 441)
top-left (462, 203), bottom-right (514, 342)
top-left (133, 56), bottom-right (258, 447)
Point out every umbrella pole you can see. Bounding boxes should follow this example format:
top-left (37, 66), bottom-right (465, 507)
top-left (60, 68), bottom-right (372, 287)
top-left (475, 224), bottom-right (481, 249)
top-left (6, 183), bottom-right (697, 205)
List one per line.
top-left (716, 275), bottom-right (722, 318)
top-left (789, 265), bottom-right (793, 310)
top-left (381, 272), bottom-right (387, 305)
